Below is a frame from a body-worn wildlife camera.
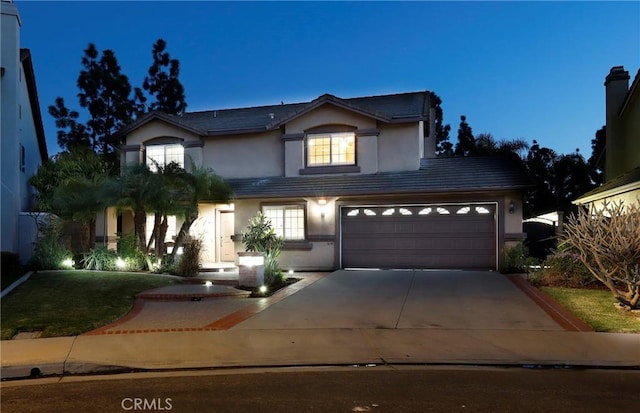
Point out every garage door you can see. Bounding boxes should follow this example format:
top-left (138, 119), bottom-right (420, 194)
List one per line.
top-left (341, 204), bottom-right (496, 269)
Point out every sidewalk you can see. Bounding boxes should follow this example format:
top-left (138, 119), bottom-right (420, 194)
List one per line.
top-left (1, 271), bottom-right (639, 380)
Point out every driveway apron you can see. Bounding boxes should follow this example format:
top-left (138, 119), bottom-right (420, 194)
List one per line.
top-left (232, 270), bottom-right (564, 331)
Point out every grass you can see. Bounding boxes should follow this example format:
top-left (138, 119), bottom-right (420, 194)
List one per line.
top-left (541, 287), bottom-right (640, 333)
top-left (0, 271), bottom-right (179, 340)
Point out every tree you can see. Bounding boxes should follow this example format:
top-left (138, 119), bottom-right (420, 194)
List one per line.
top-left (552, 150), bottom-right (596, 212)
top-left (105, 163), bottom-right (162, 255)
top-left (48, 97), bottom-right (90, 151)
top-left (588, 126), bottom-right (606, 187)
top-left (170, 165), bottom-right (233, 261)
top-left (454, 115), bottom-right (475, 156)
top-left (563, 201), bottom-right (640, 309)
top-left (138, 38), bottom-right (187, 116)
top-left (29, 148), bottom-right (113, 253)
top-left (430, 92), bottom-right (453, 157)
top-left (524, 140), bottom-right (558, 216)
top-left (77, 44), bottom-right (136, 156)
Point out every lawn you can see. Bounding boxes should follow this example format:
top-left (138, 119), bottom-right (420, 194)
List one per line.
top-left (1, 270), bottom-right (27, 291)
top-left (541, 287), bottom-right (640, 333)
top-left (0, 271), bottom-right (179, 340)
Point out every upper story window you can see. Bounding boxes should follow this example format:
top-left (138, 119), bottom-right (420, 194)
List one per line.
top-left (307, 132), bottom-right (355, 167)
top-left (146, 144), bottom-right (184, 172)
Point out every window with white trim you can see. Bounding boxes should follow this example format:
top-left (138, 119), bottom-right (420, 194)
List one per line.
top-left (263, 205), bottom-right (305, 240)
top-left (146, 144), bottom-right (184, 172)
top-left (307, 132), bottom-right (355, 166)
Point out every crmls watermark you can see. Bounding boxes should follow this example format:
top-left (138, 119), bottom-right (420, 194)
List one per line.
top-left (121, 398), bottom-right (173, 411)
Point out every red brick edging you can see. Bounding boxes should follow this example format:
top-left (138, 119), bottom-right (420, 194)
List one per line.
top-left (507, 275), bottom-right (593, 332)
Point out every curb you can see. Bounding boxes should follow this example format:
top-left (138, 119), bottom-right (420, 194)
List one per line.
top-left (507, 275), bottom-right (594, 332)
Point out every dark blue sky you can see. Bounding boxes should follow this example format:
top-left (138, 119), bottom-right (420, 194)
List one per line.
top-left (17, 1), bottom-right (640, 157)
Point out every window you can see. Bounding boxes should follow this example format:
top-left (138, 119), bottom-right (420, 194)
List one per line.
top-left (307, 132), bottom-right (355, 166)
top-left (146, 144), bottom-right (184, 172)
top-left (263, 205), bottom-right (305, 240)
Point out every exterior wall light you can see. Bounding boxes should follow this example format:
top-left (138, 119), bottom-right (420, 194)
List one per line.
top-left (319, 198), bottom-right (328, 218)
top-left (509, 201), bottom-right (516, 214)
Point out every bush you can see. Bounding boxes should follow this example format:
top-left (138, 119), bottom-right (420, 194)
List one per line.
top-left (28, 217), bottom-right (73, 270)
top-left (501, 242), bottom-right (538, 273)
top-left (82, 247), bottom-right (117, 271)
top-left (563, 200), bottom-right (640, 308)
top-left (117, 232), bottom-right (147, 271)
top-left (176, 237), bottom-right (202, 277)
top-left (531, 251), bottom-right (597, 288)
top-left (242, 212), bottom-right (285, 286)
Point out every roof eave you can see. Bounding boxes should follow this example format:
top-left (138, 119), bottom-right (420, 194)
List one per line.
top-left (20, 49), bottom-right (48, 161)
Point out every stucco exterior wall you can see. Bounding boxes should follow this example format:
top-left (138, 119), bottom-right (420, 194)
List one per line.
top-left (126, 121), bottom-right (202, 147)
top-left (19, 64), bottom-right (41, 212)
top-left (378, 123), bottom-right (422, 172)
top-left (357, 135), bottom-right (379, 174)
top-left (284, 139), bottom-right (304, 177)
top-left (203, 131), bottom-right (283, 178)
top-left (284, 105), bottom-right (376, 134)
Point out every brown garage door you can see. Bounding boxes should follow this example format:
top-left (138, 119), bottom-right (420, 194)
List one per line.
top-left (341, 204), bottom-right (496, 269)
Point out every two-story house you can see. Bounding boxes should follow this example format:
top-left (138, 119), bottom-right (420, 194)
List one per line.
top-left (1, 0), bottom-right (48, 262)
top-left (574, 66), bottom-right (639, 210)
top-left (111, 91), bottom-right (529, 271)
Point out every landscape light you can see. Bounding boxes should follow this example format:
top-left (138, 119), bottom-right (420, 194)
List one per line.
top-left (115, 257), bottom-right (126, 269)
top-left (259, 285), bottom-right (268, 294)
top-left (62, 258), bottom-right (74, 268)
top-left (204, 281), bottom-right (213, 287)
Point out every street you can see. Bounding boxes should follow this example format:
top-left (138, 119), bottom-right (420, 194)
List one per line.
top-left (2, 366), bottom-right (638, 412)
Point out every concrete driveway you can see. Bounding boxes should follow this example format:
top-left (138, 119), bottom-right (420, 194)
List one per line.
top-left (233, 270), bottom-right (564, 331)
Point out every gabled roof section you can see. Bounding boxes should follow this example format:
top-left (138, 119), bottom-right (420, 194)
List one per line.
top-left (176, 90), bottom-right (431, 136)
top-left (20, 49), bottom-right (48, 161)
top-left (574, 166), bottom-right (640, 205)
top-left (226, 156), bottom-right (531, 199)
top-left (112, 110), bottom-right (205, 141)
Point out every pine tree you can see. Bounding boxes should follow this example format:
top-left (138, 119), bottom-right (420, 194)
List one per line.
top-left (76, 44), bottom-right (135, 155)
top-left (454, 115), bottom-right (475, 156)
top-left (429, 92), bottom-right (453, 157)
top-left (139, 39), bottom-right (187, 115)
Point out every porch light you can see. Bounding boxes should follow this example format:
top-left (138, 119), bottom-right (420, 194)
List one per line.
top-left (115, 257), bottom-right (126, 269)
top-left (319, 198), bottom-right (328, 218)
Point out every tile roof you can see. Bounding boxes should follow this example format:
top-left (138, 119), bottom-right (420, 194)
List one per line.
top-left (226, 156), bottom-right (531, 199)
top-left (174, 91), bottom-right (431, 135)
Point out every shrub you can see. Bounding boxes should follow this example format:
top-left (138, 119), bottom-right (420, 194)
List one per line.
top-left (242, 212), bottom-right (285, 286)
top-left (531, 251), bottom-right (596, 288)
top-left (28, 217), bottom-right (73, 270)
top-left (563, 200), bottom-right (640, 308)
top-left (117, 232), bottom-right (147, 271)
top-left (82, 247), bottom-right (117, 271)
top-left (176, 237), bottom-right (202, 277)
top-left (501, 242), bottom-right (538, 274)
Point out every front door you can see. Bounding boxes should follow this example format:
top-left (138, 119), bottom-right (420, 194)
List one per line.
top-left (219, 212), bottom-right (235, 262)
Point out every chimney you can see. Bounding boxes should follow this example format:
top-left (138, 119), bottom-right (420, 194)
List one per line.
top-left (604, 66), bottom-right (630, 181)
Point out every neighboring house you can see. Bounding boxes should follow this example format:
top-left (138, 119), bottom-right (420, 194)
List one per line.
top-left (1, 0), bottom-right (48, 262)
top-left (111, 91), bottom-right (529, 271)
top-left (574, 66), bottom-right (640, 210)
